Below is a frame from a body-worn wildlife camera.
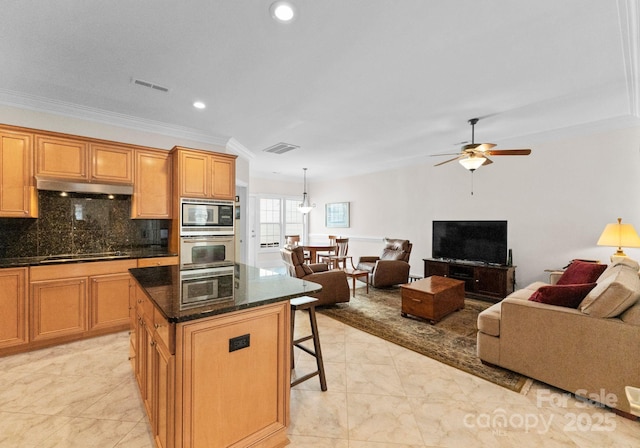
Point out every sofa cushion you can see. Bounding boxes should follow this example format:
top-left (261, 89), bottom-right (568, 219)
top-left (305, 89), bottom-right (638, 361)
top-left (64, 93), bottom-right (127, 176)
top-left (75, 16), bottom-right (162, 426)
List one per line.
top-left (598, 258), bottom-right (640, 282)
top-left (620, 300), bottom-right (640, 326)
top-left (556, 260), bottom-right (607, 285)
top-left (477, 302), bottom-right (503, 336)
top-left (529, 283), bottom-right (597, 308)
top-left (579, 267), bottom-right (640, 317)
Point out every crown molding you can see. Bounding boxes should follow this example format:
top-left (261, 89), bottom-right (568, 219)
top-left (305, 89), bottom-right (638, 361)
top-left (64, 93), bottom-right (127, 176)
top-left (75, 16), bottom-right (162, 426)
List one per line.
top-left (0, 88), bottom-right (231, 147)
top-left (226, 137), bottom-right (255, 160)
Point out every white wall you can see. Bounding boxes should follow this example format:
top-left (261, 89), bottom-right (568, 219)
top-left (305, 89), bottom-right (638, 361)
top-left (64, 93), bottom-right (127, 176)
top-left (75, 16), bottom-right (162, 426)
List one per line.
top-left (300, 124), bottom-right (640, 287)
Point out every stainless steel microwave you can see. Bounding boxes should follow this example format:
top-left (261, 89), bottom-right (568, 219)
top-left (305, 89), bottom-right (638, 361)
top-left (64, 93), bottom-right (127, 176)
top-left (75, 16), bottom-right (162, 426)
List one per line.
top-left (180, 235), bottom-right (235, 269)
top-left (180, 198), bottom-right (235, 236)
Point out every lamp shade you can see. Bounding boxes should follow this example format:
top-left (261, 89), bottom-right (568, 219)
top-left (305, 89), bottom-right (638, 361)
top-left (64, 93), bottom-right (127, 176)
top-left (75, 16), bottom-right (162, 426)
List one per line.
top-left (459, 156), bottom-right (486, 171)
top-left (597, 218), bottom-right (640, 257)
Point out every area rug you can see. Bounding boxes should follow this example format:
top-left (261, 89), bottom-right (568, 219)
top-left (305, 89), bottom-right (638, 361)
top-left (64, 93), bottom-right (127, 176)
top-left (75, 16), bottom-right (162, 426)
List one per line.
top-left (318, 286), bottom-right (529, 393)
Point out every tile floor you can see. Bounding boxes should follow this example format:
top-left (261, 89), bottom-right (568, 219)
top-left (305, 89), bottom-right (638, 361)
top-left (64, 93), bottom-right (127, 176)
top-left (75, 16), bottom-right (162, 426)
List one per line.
top-left (1, 311), bottom-right (639, 447)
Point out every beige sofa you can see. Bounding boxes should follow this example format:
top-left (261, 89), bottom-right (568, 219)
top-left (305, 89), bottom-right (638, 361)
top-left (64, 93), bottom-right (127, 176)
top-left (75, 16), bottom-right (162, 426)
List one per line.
top-left (477, 259), bottom-right (640, 416)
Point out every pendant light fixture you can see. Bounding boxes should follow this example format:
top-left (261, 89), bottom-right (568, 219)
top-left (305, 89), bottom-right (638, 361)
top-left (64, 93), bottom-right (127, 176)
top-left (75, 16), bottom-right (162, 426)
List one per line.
top-left (298, 168), bottom-right (315, 214)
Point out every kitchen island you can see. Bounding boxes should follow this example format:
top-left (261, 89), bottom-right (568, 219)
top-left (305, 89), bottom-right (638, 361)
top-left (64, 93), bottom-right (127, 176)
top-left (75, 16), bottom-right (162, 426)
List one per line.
top-left (129, 263), bottom-right (321, 448)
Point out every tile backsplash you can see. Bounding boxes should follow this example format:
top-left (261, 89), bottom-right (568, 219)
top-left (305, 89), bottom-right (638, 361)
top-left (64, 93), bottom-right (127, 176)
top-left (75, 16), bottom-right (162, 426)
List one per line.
top-left (0, 191), bottom-right (169, 258)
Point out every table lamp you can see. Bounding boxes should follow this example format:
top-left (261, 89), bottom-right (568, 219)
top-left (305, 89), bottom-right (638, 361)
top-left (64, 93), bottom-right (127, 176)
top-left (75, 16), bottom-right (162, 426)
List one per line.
top-left (596, 218), bottom-right (640, 262)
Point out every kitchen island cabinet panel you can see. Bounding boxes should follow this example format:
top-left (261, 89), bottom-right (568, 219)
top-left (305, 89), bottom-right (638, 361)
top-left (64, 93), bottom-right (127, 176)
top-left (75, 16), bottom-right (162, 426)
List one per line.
top-left (30, 277), bottom-right (88, 342)
top-left (0, 267), bottom-right (28, 349)
top-left (0, 130), bottom-right (37, 217)
top-left (177, 302), bottom-right (290, 448)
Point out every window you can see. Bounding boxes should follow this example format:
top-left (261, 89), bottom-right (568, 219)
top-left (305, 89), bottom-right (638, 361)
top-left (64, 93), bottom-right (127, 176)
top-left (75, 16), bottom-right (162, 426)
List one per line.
top-left (260, 198), bottom-right (281, 248)
top-left (258, 196), bottom-right (304, 249)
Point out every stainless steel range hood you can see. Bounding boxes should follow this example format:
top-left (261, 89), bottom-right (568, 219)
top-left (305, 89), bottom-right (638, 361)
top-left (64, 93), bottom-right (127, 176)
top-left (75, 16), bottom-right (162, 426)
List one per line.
top-left (36, 177), bottom-right (134, 195)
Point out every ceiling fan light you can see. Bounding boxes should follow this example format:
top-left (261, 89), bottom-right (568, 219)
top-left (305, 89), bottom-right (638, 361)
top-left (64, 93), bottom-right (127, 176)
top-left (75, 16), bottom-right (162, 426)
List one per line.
top-left (459, 156), bottom-right (486, 171)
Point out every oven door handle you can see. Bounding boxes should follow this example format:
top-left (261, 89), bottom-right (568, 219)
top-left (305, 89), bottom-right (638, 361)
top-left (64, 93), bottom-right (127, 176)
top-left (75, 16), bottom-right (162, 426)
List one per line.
top-left (182, 239), bottom-right (216, 244)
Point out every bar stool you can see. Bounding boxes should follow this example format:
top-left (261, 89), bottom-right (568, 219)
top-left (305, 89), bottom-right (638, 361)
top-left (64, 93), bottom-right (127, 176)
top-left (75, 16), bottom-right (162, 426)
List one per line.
top-left (290, 296), bottom-right (327, 391)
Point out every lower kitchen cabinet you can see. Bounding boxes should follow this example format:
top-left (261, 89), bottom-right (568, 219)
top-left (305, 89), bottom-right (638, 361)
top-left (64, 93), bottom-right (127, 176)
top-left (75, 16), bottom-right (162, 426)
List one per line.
top-left (0, 259), bottom-right (140, 357)
top-left (90, 272), bottom-right (132, 331)
top-left (0, 267), bottom-right (28, 350)
top-left (30, 277), bottom-right (88, 342)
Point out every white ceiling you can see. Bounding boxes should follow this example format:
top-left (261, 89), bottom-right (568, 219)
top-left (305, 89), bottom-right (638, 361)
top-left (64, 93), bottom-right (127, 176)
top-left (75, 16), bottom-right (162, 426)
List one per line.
top-left (0, 0), bottom-right (638, 181)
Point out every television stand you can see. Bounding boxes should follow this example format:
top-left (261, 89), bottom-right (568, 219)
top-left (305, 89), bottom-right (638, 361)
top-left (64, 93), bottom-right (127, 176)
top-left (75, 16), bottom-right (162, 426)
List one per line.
top-left (423, 258), bottom-right (516, 302)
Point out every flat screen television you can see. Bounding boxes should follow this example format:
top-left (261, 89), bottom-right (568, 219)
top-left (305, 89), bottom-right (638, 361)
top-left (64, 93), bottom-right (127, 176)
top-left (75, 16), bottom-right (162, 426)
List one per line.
top-left (432, 220), bottom-right (508, 265)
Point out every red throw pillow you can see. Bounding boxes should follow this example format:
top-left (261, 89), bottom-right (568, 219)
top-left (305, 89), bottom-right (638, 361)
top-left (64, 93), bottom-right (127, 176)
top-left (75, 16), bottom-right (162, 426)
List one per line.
top-left (556, 260), bottom-right (607, 285)
top-left (529, 283), bottom-right (597, 308)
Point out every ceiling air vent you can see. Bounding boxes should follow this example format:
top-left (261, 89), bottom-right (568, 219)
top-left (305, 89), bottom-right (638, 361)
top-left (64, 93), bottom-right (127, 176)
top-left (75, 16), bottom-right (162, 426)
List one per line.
top-left (262, 142), bottom-right (300, 154)
top-left (132, 78), bottom-right (170, 93)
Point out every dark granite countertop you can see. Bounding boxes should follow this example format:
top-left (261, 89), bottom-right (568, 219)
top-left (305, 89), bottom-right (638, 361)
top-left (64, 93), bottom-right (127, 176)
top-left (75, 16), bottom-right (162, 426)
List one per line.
top-left (130, 263), bottom-right (322, 323)
top-left (0, 248), bottom-right (177, 268)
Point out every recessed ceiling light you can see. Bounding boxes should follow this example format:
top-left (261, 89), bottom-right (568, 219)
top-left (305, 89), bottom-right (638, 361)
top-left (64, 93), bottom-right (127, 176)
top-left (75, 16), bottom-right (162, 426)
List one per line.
top-left (193, 101), bottom-right (206, 109)
top-left (270, 1), bottom-right (296, 23)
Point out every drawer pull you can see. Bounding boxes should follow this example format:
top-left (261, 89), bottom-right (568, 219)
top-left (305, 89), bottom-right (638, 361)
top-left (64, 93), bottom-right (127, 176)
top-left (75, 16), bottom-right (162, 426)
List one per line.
top-left (411, 298), bottom-right (421, 303)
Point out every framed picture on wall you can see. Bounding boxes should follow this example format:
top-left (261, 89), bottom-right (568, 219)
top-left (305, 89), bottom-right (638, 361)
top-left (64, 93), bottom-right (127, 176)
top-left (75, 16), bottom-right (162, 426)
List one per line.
top-left (325, 202), bottom-right (350, 228)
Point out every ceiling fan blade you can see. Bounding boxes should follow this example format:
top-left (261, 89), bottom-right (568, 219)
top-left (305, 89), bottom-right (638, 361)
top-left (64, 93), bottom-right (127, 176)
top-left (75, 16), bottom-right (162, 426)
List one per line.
top-left (476, 143), bottom-right (496, 152)
top-left (485, 149), bottom-right (531, 156)
top-left (481, 157), bottom-right (493, 166)
top-left (434, 156), bottom-right (462, 167)
top-left (430, 152), bottom-right (462, 157)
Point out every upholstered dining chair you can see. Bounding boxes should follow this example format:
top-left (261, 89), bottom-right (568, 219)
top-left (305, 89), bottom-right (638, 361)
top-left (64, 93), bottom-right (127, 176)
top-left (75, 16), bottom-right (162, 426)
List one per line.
top-left (319, 238), bottom-right (352, 269)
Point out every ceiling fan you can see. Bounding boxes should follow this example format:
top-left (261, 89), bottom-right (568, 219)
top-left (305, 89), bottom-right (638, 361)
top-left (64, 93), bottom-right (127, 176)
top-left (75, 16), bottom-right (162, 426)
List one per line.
top-left (433, 118), bottom-right (532, 171)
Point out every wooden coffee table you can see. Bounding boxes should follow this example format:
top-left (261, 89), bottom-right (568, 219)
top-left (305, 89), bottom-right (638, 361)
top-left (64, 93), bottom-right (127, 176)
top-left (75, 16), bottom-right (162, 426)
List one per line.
top-left (343, 268), bottom-right (369, 297)
top-left (400, 276), bottom-right (465, 324)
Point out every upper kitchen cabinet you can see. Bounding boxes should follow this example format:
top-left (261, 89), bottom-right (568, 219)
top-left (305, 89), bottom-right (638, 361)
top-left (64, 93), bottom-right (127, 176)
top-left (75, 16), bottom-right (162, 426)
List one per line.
top-left (171, 146), bottom-right (236, 200)
top-left (131, 148), bottom-right (172, 219)
top-left (36, 134), bottom-right (133, 185)
top-left (0, 129), bottom-right (38, 217)
top-left (90, 143), bottom-right (133, 184)
top-left (35, 134), bottom-right (89, 180)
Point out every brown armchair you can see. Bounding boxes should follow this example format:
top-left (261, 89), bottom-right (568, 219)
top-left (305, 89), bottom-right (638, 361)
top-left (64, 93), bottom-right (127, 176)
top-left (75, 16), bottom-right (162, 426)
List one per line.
top-left (280, 246), bottom-right (350, 306)
top-left (356, 238), bottom-right (412, 288)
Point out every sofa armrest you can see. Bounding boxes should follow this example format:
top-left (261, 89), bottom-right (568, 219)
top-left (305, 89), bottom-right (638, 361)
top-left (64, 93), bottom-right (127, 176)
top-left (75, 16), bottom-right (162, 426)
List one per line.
top-left (358, 256), bottom-right (380, 264)
top-left (309, 263), bottom-right (329, 272)
top-left (499, 297), bottom-right (640, 414)
top-left (370, 259), bottom-right (410, 287)
top-left (303, 270), bottom-right (350, 306)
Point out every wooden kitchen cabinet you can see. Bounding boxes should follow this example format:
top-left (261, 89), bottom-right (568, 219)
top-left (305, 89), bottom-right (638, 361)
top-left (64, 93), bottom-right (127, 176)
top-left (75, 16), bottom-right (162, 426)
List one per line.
top-left (210, 155), bottom-right (235, 199)
top-left (423, 258), bottom-right (516, 302)
top-left (30, 277), bottom-right (88, 342)
top-left (35, 134), bottom-right (133, 185)
top-left (26, 260), bottom-right (136, 349)
top-left (35, 134), bottom-right (89, 180)
top-left (133, 285), bottom-right (175, 448)
top-left (171, 146), bottom-right (236, 200)
top-left (177, 302), bottom-right (289, 448)
top-left (89, 272), bottom-right (133, 331)
top-left (0, 267), bottom-right (29, 350)
top-left (0, 129), bottom-right (38, 217)
top-left (132, 148), bottom-right (172, 219)
top-left (90, 143), bottom-right (133, 184)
